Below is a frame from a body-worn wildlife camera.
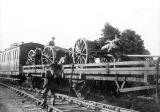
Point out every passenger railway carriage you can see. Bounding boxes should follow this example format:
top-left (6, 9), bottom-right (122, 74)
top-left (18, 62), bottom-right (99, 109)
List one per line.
top-left (0, 42), bottom-right (44, 78)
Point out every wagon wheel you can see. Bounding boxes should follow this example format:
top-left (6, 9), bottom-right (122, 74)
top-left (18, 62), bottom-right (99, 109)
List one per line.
top-left (41, 46), bottom-right (56, 65)
top-left (73, 38), bottom-right (88, 64)
top-left (26, 50), bottom-right (36, 65)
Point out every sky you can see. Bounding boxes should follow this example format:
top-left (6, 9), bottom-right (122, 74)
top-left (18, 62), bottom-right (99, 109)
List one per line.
top-left (0, 0), bottom-right (160, 55)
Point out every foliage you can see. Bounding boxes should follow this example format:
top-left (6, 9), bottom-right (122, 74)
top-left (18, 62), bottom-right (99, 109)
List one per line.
top-left (120, 29), bottom-right (150, 55)
top-left (99, 23), bottom-right (120, 45)
top-left (99, 22), bottom-right (150, 55)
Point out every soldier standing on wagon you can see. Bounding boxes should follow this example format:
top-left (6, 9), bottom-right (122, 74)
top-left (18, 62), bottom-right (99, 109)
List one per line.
top-left (35, 48), bottom-right (42, 65)
top-left (48, 37), bottom-right (55, 46)
top-left (58, 54), bottom-right (68, 65)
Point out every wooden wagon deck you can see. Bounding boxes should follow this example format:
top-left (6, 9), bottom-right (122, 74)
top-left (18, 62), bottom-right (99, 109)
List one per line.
top-left (23, 60), bottom-right (160, 92)
top-left (63, 61), bottom-right (156, 80)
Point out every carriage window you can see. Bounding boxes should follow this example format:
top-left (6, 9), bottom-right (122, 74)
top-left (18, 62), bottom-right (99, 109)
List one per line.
top-left (14, 50), bottom-right (16, 60)
top-left (9, 51), bottom-right (11, 61)
top-left (13, 50), bottom-right (15, 60)
top-left (15, 50), bottom-right (16, 59)
top-left (4, 53), bottom-right (6, 62)
top-left (3, 54), bottom-right (4, 62)
top-left (9, 53), bottom-right (10, 61)
top-left (11, 51), bottom-right (12, 60)
top-left (5, 53), bottom-right (7, 62)
top-left (2, 54), bottom-right (3, 62)
top-left (3, 54), bottom-right (5, 62)
top-left (14, 50), bottom-right (17, 59)
top-left (12, 50), bottom-right (14, 60)
top-left (6, 53), bottom-right (8, 62)
top-left (12, 50), bottom-right (13, 60)
top-left (2, 54), bottom-right (4, 62)
top-left (0, 54), bottom-right (1, 63)
top-left (1, 54), bottom-right (2, 63)
top-left (7, 53), bottom-right (9, 61)
top-left (3, 53), bottom-right (4, 62)
top-left (17, 50), bottom-right (19, 59)
top-left (15, 49), bottom-right (18, 59)
top-left (8, 52), bottom-right (10, 61)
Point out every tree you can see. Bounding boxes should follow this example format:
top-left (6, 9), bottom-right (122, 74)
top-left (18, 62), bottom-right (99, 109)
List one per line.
top-left (99, 23), bottom-right (120, 45)
top-left (120, 29), bottom-right (150, 55)
top-left (99, 22), bottom-right (150, 55)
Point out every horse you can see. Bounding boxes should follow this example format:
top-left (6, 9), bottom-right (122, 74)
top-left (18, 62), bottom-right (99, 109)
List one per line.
top-left (101, 38), bottom-right (122, 62)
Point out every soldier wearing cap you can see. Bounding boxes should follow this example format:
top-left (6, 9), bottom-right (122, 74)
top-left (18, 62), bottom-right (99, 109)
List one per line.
top-left (41, 65), bottom-right (58, 107)
top-left (48, 37), bottom-right (55, 46)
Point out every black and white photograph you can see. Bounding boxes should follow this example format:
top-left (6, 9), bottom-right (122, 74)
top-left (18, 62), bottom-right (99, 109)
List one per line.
top-left (0, 0), bottom-right (160, 112)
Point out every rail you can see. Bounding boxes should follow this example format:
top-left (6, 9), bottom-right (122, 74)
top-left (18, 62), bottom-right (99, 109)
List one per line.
top-left (0, 83), bottom-right (138, 112)
top-left (0, 82), bottom-right (139, 112)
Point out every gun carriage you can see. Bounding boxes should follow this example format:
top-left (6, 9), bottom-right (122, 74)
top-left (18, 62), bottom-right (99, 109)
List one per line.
top-left (73, 38), bottom-right (113, 64)
top-left (26, 45), bottom-right (70, 66)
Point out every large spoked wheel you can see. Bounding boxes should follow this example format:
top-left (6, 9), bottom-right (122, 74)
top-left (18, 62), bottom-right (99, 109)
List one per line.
top-left (26, 50), bottom-right (36, 65)
top-left (41, 46), bottom-right (56, 65)
top-left (73, 38), bottom-right (88, 64)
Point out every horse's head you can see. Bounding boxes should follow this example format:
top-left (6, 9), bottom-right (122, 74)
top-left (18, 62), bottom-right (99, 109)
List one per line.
top-left (101, 41), bottom-right (111, 51)
top-left (101, 39), bottom-right (123, 62)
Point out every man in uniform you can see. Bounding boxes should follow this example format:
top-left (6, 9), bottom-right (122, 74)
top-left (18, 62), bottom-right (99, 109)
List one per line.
top-left (48, 37), bottom-right (55, 46)
top-left (58, 54), bottom-right (67, 65)
top-left (35, 48), bottom-right (42, 65)
top-left (41, 65), bottom-right (58, 107)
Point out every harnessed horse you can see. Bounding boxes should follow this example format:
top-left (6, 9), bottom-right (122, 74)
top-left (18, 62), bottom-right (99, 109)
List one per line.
top-left (101, 38), bottom-right (122, 62)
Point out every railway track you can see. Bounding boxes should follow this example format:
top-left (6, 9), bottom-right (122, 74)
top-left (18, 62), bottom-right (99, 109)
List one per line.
top-left (0, 81), bottom-right (138, 112)
top-left (0, 83), bottom-right (46, 112)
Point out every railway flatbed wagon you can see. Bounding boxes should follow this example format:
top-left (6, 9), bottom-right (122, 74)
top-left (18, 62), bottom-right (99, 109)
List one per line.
top-left (22, 37), bottom-right (160, 93)
top-left (63, 60), bottom-right (160, 92)
top-left (22, 59), bottom-right (160, 93)
top-left (1, 38), bottom-right (160, 98)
